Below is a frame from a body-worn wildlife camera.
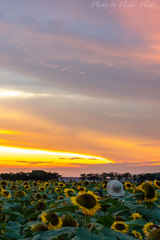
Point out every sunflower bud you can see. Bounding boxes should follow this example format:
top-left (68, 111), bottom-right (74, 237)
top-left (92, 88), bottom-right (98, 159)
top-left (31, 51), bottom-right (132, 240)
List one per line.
top-left (32, 223), bottom-right (48, 232)
top-left (62, 216), bottom-right (77, 227)
top-left (35, 201), bottom-right (47, 210)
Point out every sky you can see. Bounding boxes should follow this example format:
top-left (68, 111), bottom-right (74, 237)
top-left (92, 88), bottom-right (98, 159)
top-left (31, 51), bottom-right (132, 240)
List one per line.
top-left (0, 0), bottom-right (160, 176)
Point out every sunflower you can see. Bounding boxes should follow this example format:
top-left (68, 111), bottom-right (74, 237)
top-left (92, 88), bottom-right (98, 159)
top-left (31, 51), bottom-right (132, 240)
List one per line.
top-left (23, 181), bottom-right (29, 186)
top-left (102, 183), bottom-right (107, 189)
top-left (57, 196), bottom-right (64, 200)
top-left (16, 180), bottom-right (22, 184)
top-left (102, 179), bottom-right (108, 185)
top-left (111, 221), bottom-right (129, 234)
top-left (44, 182), bottom-right (50, 188)
top-left (49, 190), bottom-right (55, 194)
top-left (139, 182), bottom-right (157, 202)
top-left (42, 193), bottom-right (48, 200)
top-left (77, 186), bottom-right (86, 192)
top-left (24, 185), bottom-right (30, 190)
top-left (35, 193), bottom-right (42, 200)
top-left (55, 187), bottom-right (62, 194)
top-left (131, 213), bottom-right (141, 220)
top-left (49, 204), bottom-right (58, 209)
top-left (41, 212), bottom-right (62, 230)
top-left (15, 190), bottom-right (26, 198)
top-left (35, 201), bottom-right (47, 210)
top-left (71, 191), bottom-right (101, 216)
top-left (32, 223), bottom-right (48, 232)
top-left (143, 222), bottom-right (154, 234)
top-left (133, 188), bottom-right (145, 202)
top-left (0, 180), bottom-right (8, 187)
top-left (33, 181), bottom-right (38, 187)
top-left (72, 182), bottom-right (77, 187)
top-left (64, 188), bottom-right (75, 197)
top-left (39, 186), bottom-right (45, 192)
top-left (9, 185), bottom-right (17, 191)
top-left (154, 180), bottom-right (160, 188)
top-left (132, 230), bottom-right (143, 239)
top-left (124, 182), bottom-right (133, 190)
top-left (38, 180), bottom-right (43, 184)
top-left (58, 182), bottom-right (65, 188)
top-left (83, 181), bottom-right (89, 186)
top-left (62, 216), bottom-right (78, 227)
top-left (1, 190), bottom-right (11, 199)
top-left (148, 228), bottom-right (160, 240)
top-left (53, 182), bottom-right (58, 186)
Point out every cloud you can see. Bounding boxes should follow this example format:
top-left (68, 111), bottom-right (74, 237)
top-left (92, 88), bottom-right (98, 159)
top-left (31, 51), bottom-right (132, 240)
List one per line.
top-left (16, 161), bottom-right (53, 165)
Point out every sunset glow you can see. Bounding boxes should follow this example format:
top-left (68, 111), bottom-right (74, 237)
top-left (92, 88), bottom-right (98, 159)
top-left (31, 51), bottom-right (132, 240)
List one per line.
top-left (0, 1), bottom-right (160, 175)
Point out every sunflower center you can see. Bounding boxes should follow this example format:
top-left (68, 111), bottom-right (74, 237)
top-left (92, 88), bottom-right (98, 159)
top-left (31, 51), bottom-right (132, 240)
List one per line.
top-left (62, 217), bottom-right (77, 227)
top-left (142, 183), bottom-right (156, 198)
top-left (156, 181), bottom-right (160, 186)
top-left (46, 213), bottom-right (59, 225)
top-left (67, 190), bottom-right (73, 196)
top-left (76, 193), bottom-right (96, 209)
top-left (126, 183), bottom-right (131, 187)
top-left (149, 229), bottom-right (160, 240)
top-left (115, 223), bottom-right (125, 231)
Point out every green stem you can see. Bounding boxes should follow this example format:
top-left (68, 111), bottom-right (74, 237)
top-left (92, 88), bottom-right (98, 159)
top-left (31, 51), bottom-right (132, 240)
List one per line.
top-left (75, 213), bottom-right (85, 227)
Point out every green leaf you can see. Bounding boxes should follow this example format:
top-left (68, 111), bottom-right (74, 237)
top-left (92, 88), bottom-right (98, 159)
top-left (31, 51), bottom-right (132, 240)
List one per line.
top-left (125, 219), bottom-right (146, 226)
top-left (5, 229), bottom-right (22, 239)
top-left (24, 206), bottom-right (36, 218)
top-left (0, 236), bottom-right (11, 240)
top-left (99, 198), bottom-right (119, 205)
top-left (76, 228), bottom-right (102, 240)
top-left (30, 210), bottom-right (42, 220)
top-left (137, 206), bottom-right (160, 220)
top-left (42, 205), bottom-right (79, 215)
top-left (32, 235), bottom-right (41, 240)
top-left (38, 227), bottom-right (77, 240)
top-left (114, 231), bottom-right (137, 240)
top-left (99, 228), bottom-right (117, 240)
top-left (96, 215), bottom-right (114, 228)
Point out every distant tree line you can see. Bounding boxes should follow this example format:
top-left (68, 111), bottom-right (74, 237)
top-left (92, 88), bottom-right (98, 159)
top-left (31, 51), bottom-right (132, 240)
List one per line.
top-left (80, 172), bottom-right (160, 181)
top-left (0, 170), bottom-right (61, 181)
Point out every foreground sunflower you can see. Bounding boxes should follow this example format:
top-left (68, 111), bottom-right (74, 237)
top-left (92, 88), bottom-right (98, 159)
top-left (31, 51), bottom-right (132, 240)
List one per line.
top-left (64, 188), bottom-right (75, 197)
top-left (71, 191), bottom-right (101, 216)
top-left (132, 230), bottom-right (142, 239)
top-left (148, 228), bottom-right (160, 240)
top-left (111, 221), bottom-right (129, 234)
top-left (139, 182), bottom-right (157, 202)
top-left (154, 180), bottom-right (160, 188)
top-left (1, 190), bottom-right (11, 199)
top-left (143, 222), bottom-right (154, 234)
top-left (41, 212), bottom-right (62, 230)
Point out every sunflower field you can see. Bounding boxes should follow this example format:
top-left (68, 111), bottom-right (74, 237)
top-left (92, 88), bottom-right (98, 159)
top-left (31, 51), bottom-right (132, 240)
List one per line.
top-left (0, 179), bottom-right (160, 240)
